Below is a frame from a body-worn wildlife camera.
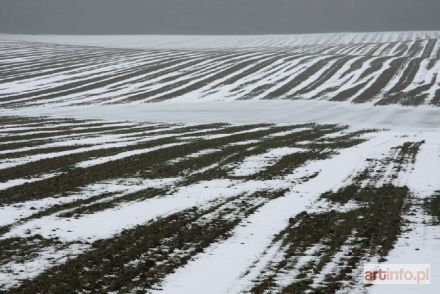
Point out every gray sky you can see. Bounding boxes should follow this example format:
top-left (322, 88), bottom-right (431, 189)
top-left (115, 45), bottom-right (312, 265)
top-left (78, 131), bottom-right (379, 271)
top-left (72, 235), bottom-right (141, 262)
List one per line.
top-left (1, 0), bottom-right (439, 35)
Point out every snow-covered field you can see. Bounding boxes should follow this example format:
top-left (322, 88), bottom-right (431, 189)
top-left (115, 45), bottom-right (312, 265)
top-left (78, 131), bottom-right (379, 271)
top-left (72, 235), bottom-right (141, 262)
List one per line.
top-left (2, 31), bottom-right (440, 107)
top-left (2, 31), bottom-right (439, 50)
top-left (1, 32), bottom-right (440, 293)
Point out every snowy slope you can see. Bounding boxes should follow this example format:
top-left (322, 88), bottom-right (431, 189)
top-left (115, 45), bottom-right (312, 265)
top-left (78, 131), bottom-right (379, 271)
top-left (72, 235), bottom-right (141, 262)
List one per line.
top-left (1, 31), bottom-right (440, 107)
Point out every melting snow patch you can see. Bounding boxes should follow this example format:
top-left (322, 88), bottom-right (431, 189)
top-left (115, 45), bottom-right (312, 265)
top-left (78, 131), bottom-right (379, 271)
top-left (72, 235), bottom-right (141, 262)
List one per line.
top-left (232, 147), bottom-right (304, 177)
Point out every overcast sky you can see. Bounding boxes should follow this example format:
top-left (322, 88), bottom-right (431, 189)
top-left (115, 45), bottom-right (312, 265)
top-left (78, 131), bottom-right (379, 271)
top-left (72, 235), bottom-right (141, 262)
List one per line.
top-left (1, 0), bottom-right (439, 35)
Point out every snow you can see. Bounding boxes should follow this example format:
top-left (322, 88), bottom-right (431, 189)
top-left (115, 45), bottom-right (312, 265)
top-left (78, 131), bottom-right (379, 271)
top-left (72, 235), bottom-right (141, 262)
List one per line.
top-left (0, 177), bottom-right (178, 227)
top-left (0, 173), bottom-right (59, 191)
top-left (182, 127), bottom-right (271, 140)
top-left (369, 205), bottom-right (440, 294)
top-left (364, 133), bottom-right (440, 293)
top-left (154, 192), bottom-right (314, 294)
top-left (232, 147), bottom-right (304, 176)
top-left (0, 126), bottom-right (223, 170)
top-left (2, 31), bottom-right (440, 292)
top-left (2, 32), bottom-right (439, 50)
top-left (5, 100), bottom-right (440, 132)
top-left (75, 142), bottom-right (186, 168)
top-left (2, 34), bottom-right (440, 107)
top-left (154, 131), bottom-right (400, 293)
top-left (406, 134), bottom-right (440, 198)
top-left (0, 243), bottom-right (89, 290)
top-left (168, 148), bottom-right (222, 164)
top-left (228, 139), bottom-right (260, 146)
top-left (4, 179), bottom-right (290, 242)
